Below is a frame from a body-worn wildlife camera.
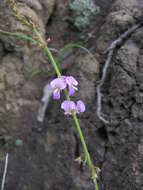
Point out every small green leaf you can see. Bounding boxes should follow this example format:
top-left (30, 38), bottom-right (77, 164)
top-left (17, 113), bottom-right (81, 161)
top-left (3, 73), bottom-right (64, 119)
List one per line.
top-left (56, 42), bottom-right (95, 66)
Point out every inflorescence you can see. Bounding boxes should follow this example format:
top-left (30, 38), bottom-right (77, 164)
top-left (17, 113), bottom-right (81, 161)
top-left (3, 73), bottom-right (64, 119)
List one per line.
top-left (50, 76), bottom-right (85, 115)
top-left (8, 1), bottom-right (99, 188)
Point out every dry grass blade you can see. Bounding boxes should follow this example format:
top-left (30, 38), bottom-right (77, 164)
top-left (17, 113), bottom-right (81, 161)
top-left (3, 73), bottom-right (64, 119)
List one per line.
top-left (1, 153), bottom-right (9, 190)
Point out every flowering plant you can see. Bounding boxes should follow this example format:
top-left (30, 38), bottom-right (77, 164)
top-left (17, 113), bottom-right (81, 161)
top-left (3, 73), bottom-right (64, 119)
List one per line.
top-left (8, 1), bottom-right (100, 189)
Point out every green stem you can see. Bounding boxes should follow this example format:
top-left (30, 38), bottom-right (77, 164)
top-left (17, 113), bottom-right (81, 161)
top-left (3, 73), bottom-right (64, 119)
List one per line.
top-left (72, 112), bottom-right (99, 190)
top-left (8, 2), bottom-right (99, 188)
top-left (44, 46), bottom-right (61, 78)
top-left (33, 28), bottom-right (61, 78)
top-left (44, 41), bottom-right (99, 190)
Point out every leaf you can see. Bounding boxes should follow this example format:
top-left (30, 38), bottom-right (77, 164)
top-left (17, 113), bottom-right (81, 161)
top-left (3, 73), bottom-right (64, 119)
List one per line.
top-left (13, 33), bottom-right (35, 44)
top-left (0, 29), bottom-right (35, 44)
top-left (28, 68), bottom-right (53, 79)
top-left (56, 42), bottom-right (95, 66)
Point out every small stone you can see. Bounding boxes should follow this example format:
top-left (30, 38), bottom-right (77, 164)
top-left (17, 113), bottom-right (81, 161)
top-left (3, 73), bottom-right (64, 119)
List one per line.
top-left (0, 83), bottom-right (5, 91)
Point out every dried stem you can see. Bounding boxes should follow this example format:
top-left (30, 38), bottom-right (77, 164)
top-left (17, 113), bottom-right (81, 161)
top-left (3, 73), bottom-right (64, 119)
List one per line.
top-left (1, 153), bottom-right (9, 190)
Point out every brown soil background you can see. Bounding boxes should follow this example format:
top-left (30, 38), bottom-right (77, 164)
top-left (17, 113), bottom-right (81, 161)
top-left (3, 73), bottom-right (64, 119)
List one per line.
top-left (0, 0), bottom-right (143, 189)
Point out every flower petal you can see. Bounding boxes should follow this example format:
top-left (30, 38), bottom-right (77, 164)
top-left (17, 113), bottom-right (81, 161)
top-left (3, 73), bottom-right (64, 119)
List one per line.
top-left (50, 78), bottom-right (67, 90)
top-left (76, 100), bottom-right (85, 113)
top-left (68, 86), bottom-right (75, 96)
top-left (66, 76), bottom-right (78, 86)
top-left (61, 100), bottom-right (76, 114)
top-left (53, 89), bottom-right (60, 100)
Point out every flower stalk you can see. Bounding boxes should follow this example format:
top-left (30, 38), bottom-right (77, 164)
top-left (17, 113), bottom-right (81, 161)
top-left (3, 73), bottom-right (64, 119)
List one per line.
top-left (8, 1), bottom-right (99, 189)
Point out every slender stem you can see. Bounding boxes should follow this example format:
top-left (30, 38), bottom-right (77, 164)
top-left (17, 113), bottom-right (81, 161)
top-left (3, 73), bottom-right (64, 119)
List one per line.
top-left (32, 28), bottom-right (99, 190)
top-left (8, 2), bottom-right (99, 189)
top-left (32, 28), bottom-right (61, 78)
top-left (0, 29), bottom-right (13, 36)
top-left (44, 41), bottom-right (99, 190)
top-left (44, 46), bottom-right (61, 78)
top-left (72, 112), bottom-right (99, 190)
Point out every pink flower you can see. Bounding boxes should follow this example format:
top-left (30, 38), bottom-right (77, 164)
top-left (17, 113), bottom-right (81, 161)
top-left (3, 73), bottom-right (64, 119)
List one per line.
top-left (50, 78), bottom-right (67, 100)
top-left (76, 100), bottom-right (86, 113)
top-left (63, 76), bottom-right (78, 96)
top-left (61, 100), bottom-right (76, 115)
top-left (61, 100), bottom-right (85, 115)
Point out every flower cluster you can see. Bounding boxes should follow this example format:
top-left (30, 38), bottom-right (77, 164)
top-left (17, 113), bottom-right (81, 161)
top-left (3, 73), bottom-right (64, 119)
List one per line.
top-left (61, 100), bottom-right (85, 115)
top-left (50, 76), bottom-right (85, 115)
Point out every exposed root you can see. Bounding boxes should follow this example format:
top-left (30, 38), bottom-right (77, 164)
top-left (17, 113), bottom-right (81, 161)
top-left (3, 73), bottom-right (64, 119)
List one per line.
top-left (96, 23), bottom-right (142, 124)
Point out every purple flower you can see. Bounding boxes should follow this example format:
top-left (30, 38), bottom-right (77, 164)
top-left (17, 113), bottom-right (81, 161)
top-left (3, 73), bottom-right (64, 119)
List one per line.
top-left (61, 100), bottom-right (76, 115)
top-left (63, 76), bottom-right (78, 96)
top-left (76, 100), bottom-right (85, 113)
top-left (50, 78), bottom-right (67, 100)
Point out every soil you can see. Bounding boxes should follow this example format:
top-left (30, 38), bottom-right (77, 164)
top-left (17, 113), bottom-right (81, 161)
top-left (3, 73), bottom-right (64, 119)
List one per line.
top-left (0, 0), bottom-right (143, 190)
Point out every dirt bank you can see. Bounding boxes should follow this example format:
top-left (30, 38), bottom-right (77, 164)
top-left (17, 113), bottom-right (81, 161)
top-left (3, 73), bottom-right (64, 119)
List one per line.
top-left (0, 0), bottom-right (143, 189)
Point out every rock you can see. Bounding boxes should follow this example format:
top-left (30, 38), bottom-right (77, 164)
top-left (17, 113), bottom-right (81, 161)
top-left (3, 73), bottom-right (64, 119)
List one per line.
top-left (110, 11), bottom-right (134, 29)
top-left (14, 4), bottom-right (45, 34)
top-left (21, 82), bottom-right (40, 99)
top-left (116, 42), bottom-right (139, 75)
top-left (0, 0), bottom-right (142, 190)
top-left (69, 54), bottom-right (99, 101)
top-left (111, 0), bottom-right (139, 15)
top-left (0, 42), bottom-right (4, 58)
top-left (132, 28), bottom-right (143, 48)
top-left (22, 0), bottom-right (42, 11)
top-left (6, 72), bottom-right (24, 87)
top-left (0, 0), bottom-right (55, 52)
top-left (96, 0), bottom-right (142, 52)
top-left (1, 55), bottom-right (24, 87)
top-left (110, 66), bottom-right (135, 94)
top-left (0, 68), bottom-right (5, 91)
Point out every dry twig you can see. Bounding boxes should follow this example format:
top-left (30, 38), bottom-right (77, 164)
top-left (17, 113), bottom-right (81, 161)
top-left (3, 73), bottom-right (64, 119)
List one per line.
top-left (1, 153), bottom-right (9, 190)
